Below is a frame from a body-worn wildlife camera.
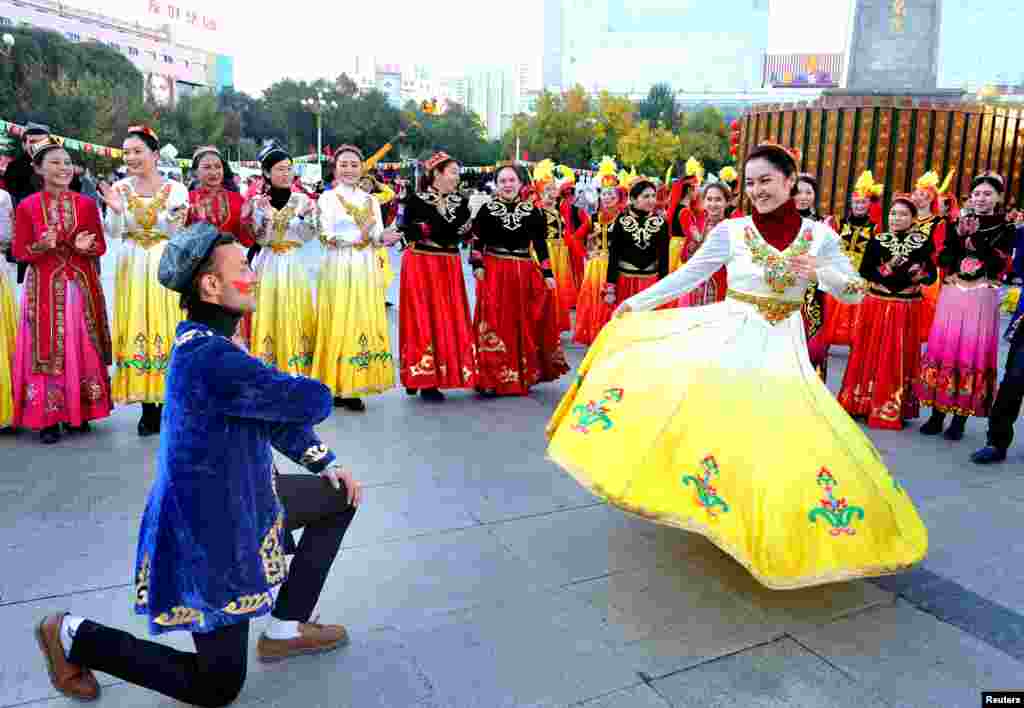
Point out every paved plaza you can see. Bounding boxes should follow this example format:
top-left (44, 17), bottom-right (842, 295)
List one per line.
top-left (1, 245), bottom-right (1022, 707)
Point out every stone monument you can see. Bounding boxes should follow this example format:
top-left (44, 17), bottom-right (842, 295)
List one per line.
top-left (845, 0), bottom-right (942, 92)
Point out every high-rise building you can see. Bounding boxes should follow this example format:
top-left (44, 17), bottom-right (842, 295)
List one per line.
top-left (439, 76), bottom-right (469, 108)
top-left (542, 0), bottom-right (768, 94)
top-left (1, 0), bottom-right (234, 105)
top-left (467, 69), bottom-right (517, 140)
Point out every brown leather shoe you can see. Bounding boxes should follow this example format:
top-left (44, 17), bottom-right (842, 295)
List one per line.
top-left (35, 613), bottom-right (100, 702)
top-left (256, 621), bottom-right (349, 663)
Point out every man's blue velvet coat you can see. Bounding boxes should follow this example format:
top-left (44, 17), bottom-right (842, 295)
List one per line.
top-left (133, 320), bottom-right (336, 635)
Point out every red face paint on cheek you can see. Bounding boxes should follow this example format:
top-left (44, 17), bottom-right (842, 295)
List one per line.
top-left (232, 280), bottom-right (255, 295)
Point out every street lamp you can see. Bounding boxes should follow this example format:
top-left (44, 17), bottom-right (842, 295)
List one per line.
top-left (1, 33), bottom-right (14, 57)
top-left (301, 90), bottom-right (338, 172)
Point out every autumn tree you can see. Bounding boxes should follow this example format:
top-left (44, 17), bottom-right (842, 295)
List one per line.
top-left (638, 83), bottom-right (678, 130)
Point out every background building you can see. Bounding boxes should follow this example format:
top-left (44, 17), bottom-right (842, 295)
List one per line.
top-left (541, 0), bottom-right (768, 94)
top-left (0, 0), bottom-right (234, 105)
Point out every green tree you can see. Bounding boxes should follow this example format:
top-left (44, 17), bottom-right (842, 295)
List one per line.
top-left (638, 82), bottom-right (677, 130)
top-left (617, 121), bottom-right (681, 175)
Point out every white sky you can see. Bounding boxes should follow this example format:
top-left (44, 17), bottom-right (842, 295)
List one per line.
top-left (75, 0), bottom-right (852, 95)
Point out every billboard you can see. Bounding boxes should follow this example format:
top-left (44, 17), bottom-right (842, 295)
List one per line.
top-left (375, 65), bottom-right (402, 108)
top-left (763, 53), bottom-right (843, 88)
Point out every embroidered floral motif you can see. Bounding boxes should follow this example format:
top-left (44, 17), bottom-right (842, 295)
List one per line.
top-left (876, 230), bottom-right (927, 260)
top-left (682, 455), bottom-right (730, 518)
top-left (571, 388), bottom-right (624, 433)
top-left (45, 385), bottom-right (65, 413)
top-left (135, 554), bottom-right (150, 608)
top-left (477, 321), bottom-right (507, 353)
top-left (223, 592), bottom-right (272, 615)
top-left (418, 189), bottom-right (464, 223)
top-left (486, 199), bottom-right (534, 231)
top-left (260, 514), bottom-right (286, 584)
top-left (346, 333), bottom-right (392, 369)
top-left (497, 366), bottom-right (520, 384)
top-left (842, 277), bottom-right (869, 296)
top-left (620, 213), bottom-right (664, 250)
top-left (81, 377), bottom-right (104, 402)
top-left (837, 221), bottom-right (875, 270)
top-left (409, 346), bottom-right (437, 377)
top-left (462, 365), bottom-right (474, 383)
top-left (25, 383), bottom-right (38, 403)
top-left (744, 225), bottom-right (814, 293)
top-left (154, 606), bottom-right (205, 627)
top-left (808, 468), bottom-right (865, 536)
top-left (120, 333), bottom-right (171, 372)
top-left (336, 193), bottom-right (375, 229)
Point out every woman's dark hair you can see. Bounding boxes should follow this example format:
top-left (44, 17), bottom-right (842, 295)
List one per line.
top-left (30, 144), bottom-right (65, 166)
top-left (495, 164), bottom-right (524, 185)
top-left (126, 130), bottom-right (160, 153)
top-left (890, 196), bottom-right (918, 219)
top-left (180, 234), bottom-right (239, 312)
top-left (746, 144), bottom-right (799, 196)
top-left (421, 158), bottom-right (458, 192)
top-left (797, 173), bottom-right (818, 195)
top-left (192, 150), bottom-right (236, 190)
top-left (629, 179), bottom-right (656, 201)
top-left (971, 173), bottom-right (1005, 194)
top-left (702, 182), bottom-right (732, 203)
top-left (333, 145), bottom-right (364, 162)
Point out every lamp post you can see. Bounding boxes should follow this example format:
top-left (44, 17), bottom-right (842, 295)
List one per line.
top-left (301, 90), bottom-right (338, 175)
top-left (1, 33), bottom-right (14, 57)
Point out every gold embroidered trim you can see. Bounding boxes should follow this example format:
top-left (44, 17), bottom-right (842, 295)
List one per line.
top-left (300, 444), bottom-right (330, 466)
top-left (135, 554), bottom-right (150, 607)
top-left (123, 230), bottom-right (169, 249)
top-left (154, 606), bottom-right (205, 627)
top-left (223, 593), bottom-right (272, 615)
top-left (175, 329), bottom-right (214, 347)
top-left (417, 189), bottom-right (464, 223)
top-left (727, 290), bottom-right (803, 324)
top-left (260, 513), bottom-right (286, 584)
top-left (619, 212), bottom-right (664, 249)
top-left (486, 199), bottom-right (534, 231)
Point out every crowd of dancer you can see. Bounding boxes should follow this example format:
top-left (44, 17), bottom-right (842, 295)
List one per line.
top-left (2, 118), bottom-right (1023, 705)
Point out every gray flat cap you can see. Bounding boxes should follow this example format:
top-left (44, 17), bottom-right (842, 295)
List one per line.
top-left (158, 222), bottom-right (224, 293)
top-left (24, 122), bottom-right (51, 136)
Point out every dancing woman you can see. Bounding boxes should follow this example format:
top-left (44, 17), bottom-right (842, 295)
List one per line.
top-left (547, 142), bottom-right (927, 590)
top-left (917, 172), bottom-right (1014, 441)
top-left (98, 126), bottom-right (188, 436)
top-left (243, 142), bottom-right (318, 375)
top-left (910, 170), bottom-right (954, 342)
top-left (573, 157), bottom-right (621, 345)
top-left (676, 182), bottom-right (730, 307)
top-left (187, 146), bottom-right (246, 243)
top-left (837, 195), bottom-right (936, 429)
top-left (534, 161), bottom-right (581, 333)
top-left (397, 151), bottom-right (477, 401)
top-left (604, 179), bottom-right (669, 308)
top-left (471, 164), bottom-right (567, 396)
top-left (12, 139), bottom-right (112, 444)
top-left (310, 145), bottom-right (401, 411)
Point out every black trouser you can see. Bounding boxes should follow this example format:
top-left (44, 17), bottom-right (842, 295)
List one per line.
top-left (988, 331), bottom-right (1024, 451)
top-left (67, 475), bottom-right (356, 707)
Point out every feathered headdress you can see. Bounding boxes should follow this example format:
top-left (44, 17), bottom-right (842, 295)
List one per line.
top-left (556, 165), bottom-right (576, 195)
top-left (852, 170), bottom-right (883, 199)
top-left (596, 156), bottom-right (619, 188)
top-left (685, 156), bottom-right (704, 186)
top-left (532, 158), bottom-right (557, 187)
top-left (719, 165), bottom-right (738, 184)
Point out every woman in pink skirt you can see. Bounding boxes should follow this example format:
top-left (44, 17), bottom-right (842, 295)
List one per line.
top-left (12, 138), bottom-right (112, 444)
top-left (917, 172), bottom-right (1014, 441)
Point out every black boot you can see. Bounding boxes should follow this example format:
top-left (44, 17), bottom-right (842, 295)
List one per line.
top-left (66, 421), bottom-right (91, 434)
top-left (920, 410), bottom-right (946, 436)
top-left (970, 445), bottom-right (1008, 464)
top-left (339, 398), bottom-right (366, 412)
top-left (405, 387), bottom-right (419, 396)
top-left (943, 415), bottom-right (967, 441)
top-left (420, 388), bottom-right (445, 403)
top-left (40, 425), bottom-right (61, 445)
top-left (138, 403), bottom-right (159, 437)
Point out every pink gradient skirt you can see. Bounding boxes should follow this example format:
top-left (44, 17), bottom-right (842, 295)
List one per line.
top-left (13, 276), bottom-right (112, 430)
top-left (916, 283), bottom-right (1001, 417)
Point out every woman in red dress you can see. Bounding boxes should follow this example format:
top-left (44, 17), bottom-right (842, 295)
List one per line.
top-left (838, 195), bottom-right (936, 429)
top-left (676, 182), bottom-right (730, 307)
top-left (573, 161), bottom-right (621, 345)
top-left (398, 151), bottom-right (477, 402)
top-left (604, 179), bottom-right (669, 308)
top-left (558, 178), bottom-right (591, 289)
top-left (471, 164), bottom-right (568, 396)
top-left (12, 139), bottom-right (112, 444)
top-left (186, 146), bottom-right (246, 242)
top-left (824, 172), bottom-right (881, 347)
top-left (666, 158), bottom-right (703, 273)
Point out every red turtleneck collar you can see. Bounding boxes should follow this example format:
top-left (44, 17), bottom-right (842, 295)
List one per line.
top-left (751, 198), bottom-right (803, 251)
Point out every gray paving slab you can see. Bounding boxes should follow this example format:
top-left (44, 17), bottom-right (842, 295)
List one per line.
top-left (793, 599), bottom-right (1024, 708)
top-left (651, 637), bottom-right (892, 708)
top-left (569, 684), bottom-right (672, 707)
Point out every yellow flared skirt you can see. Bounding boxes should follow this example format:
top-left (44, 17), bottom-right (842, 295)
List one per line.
top-left (309, 247), bottom-right (395, 397)
top-left (376, 247), bottom-right (395, 291)
top-left (668, 236), bottom-right (685, 272)
top-left (250, 252), bottom-right (316, 376)
top-left (112, 243), bottom-right (182, 404)
top-left (547, 300), bottom-right (928, 589)
top-left (0, 268), bottom-right (17, 427)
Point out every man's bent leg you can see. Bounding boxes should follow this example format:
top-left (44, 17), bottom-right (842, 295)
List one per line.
top-left (66, 618), bottom-right (249, 708)
top-left (987, 335), bottom-right (1024, 452)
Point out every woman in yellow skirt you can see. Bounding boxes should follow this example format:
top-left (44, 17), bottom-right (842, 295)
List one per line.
top-left (573, 158), bottom-right (621, 345)
top-left (244, 142), bottom-right (317, 375)
top-left (310, 145), bottom-right (401, 411)
top-left (98, 126), bottom-right (189, 436)
top-left (0, 188), bottom-right (16, 430)
top-left (547, 143), bottom-right (928, 590)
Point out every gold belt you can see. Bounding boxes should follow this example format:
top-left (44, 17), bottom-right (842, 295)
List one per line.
top-left (267, 241), bottom-right (303, 254)
top-left (619, 271), bottom-right (657, 279)
top-left (125, 231), bottom-right (168, 249)
top-left (324, 239), bottom-right (372, 251)
top-left (727, 289), bottom-right (802, 325)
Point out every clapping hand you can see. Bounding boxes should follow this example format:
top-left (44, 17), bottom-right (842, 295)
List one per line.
top-left (98, 182), bottom-right (124, 214)
top-left (40, 226), bottom-right (58, 251)
top-left (788, 254), bottom-right (818, 279)
top-left (380, 226), bottom-right (401, 246)
top-left (74, 231), bottom-right (96, 252)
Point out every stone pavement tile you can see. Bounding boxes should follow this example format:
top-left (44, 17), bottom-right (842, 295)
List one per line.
top-left (793, 599), bottom-right (1024, 708)
top-left (397, 587), bottom-right (643, 708)
top-left (650, 637), bottom-right (892, 708)
top-left (563, 563), bottom-right (784, 679)
top-left (337, 477), bottom-right (481, 548)
top-left (308, 525), bottom-right (542, 633)
top-left (569, 683), bottom-right (672, 707)
top-left (452, 458), bottom-right (599, 523)
top-left (0, 585), bottom-right (194, 706)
